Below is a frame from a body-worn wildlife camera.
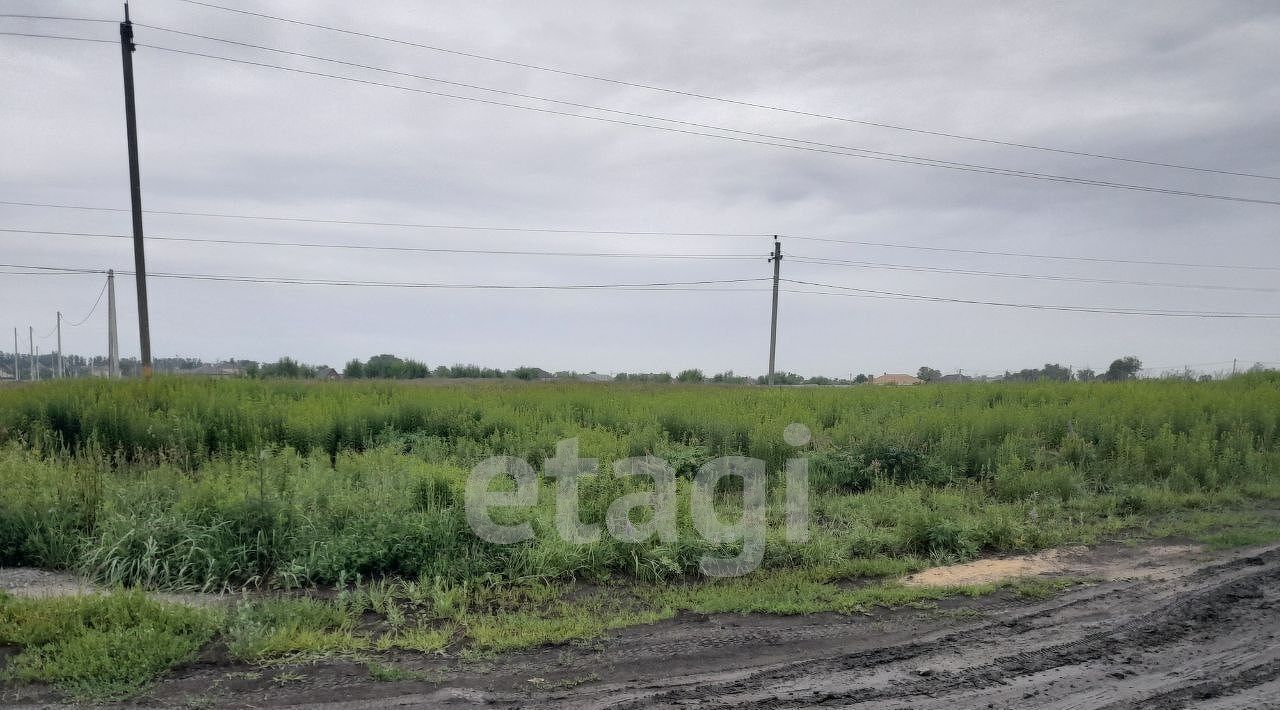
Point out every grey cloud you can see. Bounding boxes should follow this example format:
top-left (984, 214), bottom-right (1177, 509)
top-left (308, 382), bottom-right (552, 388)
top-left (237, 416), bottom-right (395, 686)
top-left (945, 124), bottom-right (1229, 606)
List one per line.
top-left (2, 0), bottom-right (1278, 377)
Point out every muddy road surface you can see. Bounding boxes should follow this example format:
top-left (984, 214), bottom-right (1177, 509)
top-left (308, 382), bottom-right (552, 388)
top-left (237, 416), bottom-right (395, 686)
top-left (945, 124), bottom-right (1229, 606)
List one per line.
top-left (12, 542), bottom-right (1275, 709)
top-left (152, 543), bottom-right (1280, 709)
top-left (587, 546), bottom-right (1280, 710)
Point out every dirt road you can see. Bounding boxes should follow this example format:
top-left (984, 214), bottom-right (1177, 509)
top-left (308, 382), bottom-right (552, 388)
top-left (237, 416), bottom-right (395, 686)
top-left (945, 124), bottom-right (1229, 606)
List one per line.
top-left (113, 541), bottom-right (1276, 709)
top-left (585, 546), bottom-right (1280, 710)
top-left (8, 542), bottom-right (1273, 708)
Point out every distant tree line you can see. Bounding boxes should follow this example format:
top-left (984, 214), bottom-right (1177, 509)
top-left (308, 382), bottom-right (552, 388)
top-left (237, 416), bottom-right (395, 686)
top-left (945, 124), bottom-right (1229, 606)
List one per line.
top-left (914, 356), bottom-right (1146, 384)
top-left (12, 351), bottom-right (1274, 385)
top-left (611, 370), bottom-right (876, 385)
top-left (338, 356), bottom-right (603, 381)
top-left (343, 354), bottom-right (430, 379)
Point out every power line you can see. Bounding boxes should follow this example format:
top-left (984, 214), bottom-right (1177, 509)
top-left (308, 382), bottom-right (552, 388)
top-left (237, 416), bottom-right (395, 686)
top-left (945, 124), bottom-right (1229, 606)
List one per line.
top-left (0, 265), bottom-right (961, 303)
top-left (134, 22), bottom-right (1280, 210)
top-left (24, 279), bottom-right (114, 334)
top-left (62, 278), bottom-right (110, 327)
top-left (5, 25), bottom-right (1227, 207)
top-left (13, 24), bottom-right (1277, 210)
top-left (0, 30), bottom-right (114, 44)
top-left (6, 226), bottom-right (1269, 294)
top-left (781, 278), bottom-right (1280, 319)
top-left (781, 285), bottom-right (1257, 314)
top-left (781, 233), bottom-right (1280, 273)
top-left (0, 14), bottom-right (114, 23)
top-left (10, 261), bottom-right (1280, 319)
top-left (0, 263), bottom-right (767, 290)
top-left (1142, 359), bottom-right (1280, 370)
top-left (143, 273), bottom-right (765, 291)
top-left (0, 201), bottom-right (767, 237)
top-left (787, 255), bottom-right (1280, 294)
top-left (0, 269), bottom-right (91, 276)
top-left (3, 199), bottom-right (1275, 274)
top-left (163, 0), bottom-right (1280, 182)
top-left (0, 264), bottom-right (104, 275)
top-left (124, 40), bottom-right (1280, 207)
top-left (0, 227), bottom-right (764, 260)
top-left (1140, 360), bottom-right (1240, 372)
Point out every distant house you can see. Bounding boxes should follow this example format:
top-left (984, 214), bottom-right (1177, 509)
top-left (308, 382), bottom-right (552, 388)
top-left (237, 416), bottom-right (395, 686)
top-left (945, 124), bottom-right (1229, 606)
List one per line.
top-left (176, 363), bottom-right (245, 378)
top-left (0, 364), bottom-right (13, 381)
top-left (872, 373), bottom-right (922, 386)
top-left (315, 366), bottom-right (341, 380)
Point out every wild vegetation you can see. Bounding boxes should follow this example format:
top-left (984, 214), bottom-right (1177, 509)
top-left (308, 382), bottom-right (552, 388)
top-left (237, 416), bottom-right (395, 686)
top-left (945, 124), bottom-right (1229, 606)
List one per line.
top-left (1, 375), bottom-right (1279, 697)
top-left (3, 374), bottom-right (1280, 586)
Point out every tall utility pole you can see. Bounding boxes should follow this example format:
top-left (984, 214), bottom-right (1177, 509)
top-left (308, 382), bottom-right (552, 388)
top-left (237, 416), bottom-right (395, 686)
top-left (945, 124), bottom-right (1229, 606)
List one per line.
top-left (12, 328), bottom-right (18, 382)
top-left (107, 270), bottom-right (120, 378)
top-left (120, 3), bottom-right (152, 379)
top-left (56, 311), bottom-right (63, 378)
top-left (767, 238), bottom-right (782, 385)
top-left (28, 326), bottom-right (34, 380)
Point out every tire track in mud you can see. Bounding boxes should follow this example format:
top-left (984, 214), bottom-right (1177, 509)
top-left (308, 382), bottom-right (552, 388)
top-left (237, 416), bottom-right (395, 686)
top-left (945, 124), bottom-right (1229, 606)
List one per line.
top-left (803, 570), bottom-right (1276, 708)
top-left (116, 543), bottom-right (1280, 709)
top-left (599, 548), bottom-right (1280, 710)
top-left (1098, 659), bottom-right (1280, 710)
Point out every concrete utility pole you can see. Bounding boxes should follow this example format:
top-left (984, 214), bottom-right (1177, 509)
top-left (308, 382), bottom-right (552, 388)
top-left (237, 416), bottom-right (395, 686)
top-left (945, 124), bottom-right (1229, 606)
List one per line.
top-left (12, 328), bottom-right (18, 382)
top-left (28, 326), bottom-right (34, 380)
top-left (107, 270), bottom-right (120, 378)
top-left (120, 3), bottom-right (152, 379)
top-left (767, 238), bottom-right (782, 385)
top-left (56, 311), bottom-right (63, 378)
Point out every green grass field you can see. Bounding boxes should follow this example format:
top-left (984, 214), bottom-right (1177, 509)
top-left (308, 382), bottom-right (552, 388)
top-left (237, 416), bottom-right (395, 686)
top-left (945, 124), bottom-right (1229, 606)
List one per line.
top-left (2, 375), bottom-right (1279, 697)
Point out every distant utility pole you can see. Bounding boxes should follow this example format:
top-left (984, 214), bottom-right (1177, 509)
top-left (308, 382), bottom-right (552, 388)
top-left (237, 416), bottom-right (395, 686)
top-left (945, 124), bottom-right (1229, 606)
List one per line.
top-left (1232, 358), bottom-right (1238, 376)
top-left (107, 270), bottom-right (120, 378)
top-left (12, 328), bottom-right (18, 382)
top-left (28, 326), bottom-right (34, 380)
top-left (56, 311), bottom-right (63, 378)
top-left (767, 238), bottom-right (782, 385)
top-left (120, 3), bottom-right (152, 379)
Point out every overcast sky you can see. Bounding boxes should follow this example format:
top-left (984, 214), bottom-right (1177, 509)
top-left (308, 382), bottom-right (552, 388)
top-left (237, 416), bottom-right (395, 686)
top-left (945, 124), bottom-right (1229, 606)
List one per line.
top-left (2, 0), bottom-right (1278, 377)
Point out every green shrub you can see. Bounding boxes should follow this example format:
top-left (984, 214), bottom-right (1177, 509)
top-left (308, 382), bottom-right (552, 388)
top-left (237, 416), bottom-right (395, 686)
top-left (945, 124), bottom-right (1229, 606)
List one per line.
top-left (809, 448), bottom-right (872, 492)
top-left (0, 591), bottom-right (215, 699)
top-left (899, 511), bottom-right (978, 558)
top-left (224, 597), bottom-right (354, 662)
top-left (992, 464), bottom-right (1080, 502)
